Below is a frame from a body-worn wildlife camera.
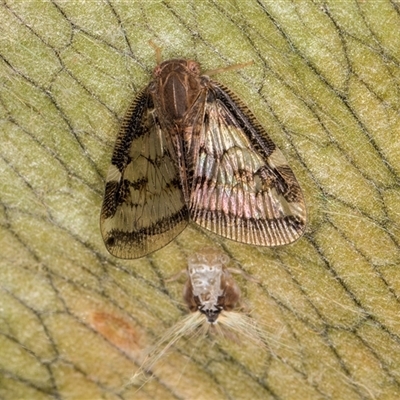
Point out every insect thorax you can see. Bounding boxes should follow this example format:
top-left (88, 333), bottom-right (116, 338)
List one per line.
top-left (151, 59), bottom-right (204, 121)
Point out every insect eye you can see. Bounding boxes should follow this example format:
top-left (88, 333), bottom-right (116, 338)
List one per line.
top-left (148, 82), bottom-right (157, 93)
top-left (220, 255), bottom-right (230, 264)
top-left (153, 65), bottom-right (162, 77)
top-left (187, 60), bottom-right (199, 73)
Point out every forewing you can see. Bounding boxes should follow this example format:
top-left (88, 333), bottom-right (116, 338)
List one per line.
top-left (189, 82), bottom-right (306, 246)
top-left (100, 88), bottom-right (188, 258)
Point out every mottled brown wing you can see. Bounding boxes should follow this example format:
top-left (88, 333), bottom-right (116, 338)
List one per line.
top-left (100, 88), bottom-right (189, 258)
top-left (189, 82), bottom-right (306, 246)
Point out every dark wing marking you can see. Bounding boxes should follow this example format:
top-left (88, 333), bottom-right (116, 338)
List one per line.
top-left (189, 81), bottom-right (306, 246)
top-left (100, 88), bottom-right (189, 258)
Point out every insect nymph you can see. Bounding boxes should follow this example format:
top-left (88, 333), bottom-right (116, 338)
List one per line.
top-left (183, 249), bottom-right (240, 323)
top-left (100, 57), bottom-right (306, 258)
top-left (133, 249), bottom-right (267, 378)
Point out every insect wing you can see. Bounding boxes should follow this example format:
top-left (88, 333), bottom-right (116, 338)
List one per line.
top-left (189, 82), bottom-right (306, 246)
top-left (100, 88), bottom-right (189, 258)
